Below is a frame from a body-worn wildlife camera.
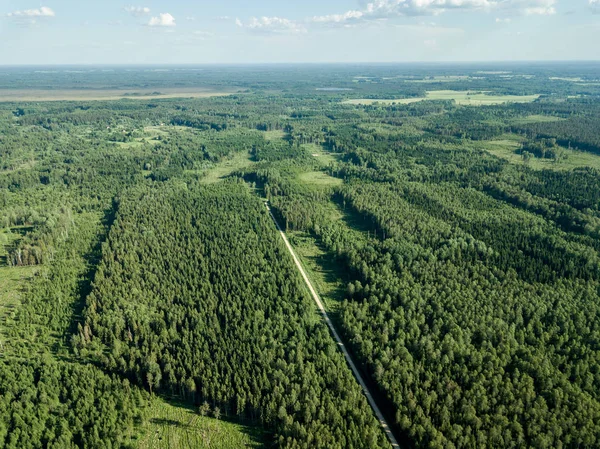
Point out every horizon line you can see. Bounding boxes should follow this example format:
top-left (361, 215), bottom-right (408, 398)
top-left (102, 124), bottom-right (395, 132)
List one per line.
top-left (1, 60), bottom-right (600, 68)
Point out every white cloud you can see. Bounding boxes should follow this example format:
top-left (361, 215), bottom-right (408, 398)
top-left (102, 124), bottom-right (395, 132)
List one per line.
top-left (312, 10), bottom-right (365, 24)
top-left (309, 0), bottom-right (557, 25)
top-left (590, 0), bottom-right (600, 13)
top-left (496, 17), bottom-right (512, 22)
top-left (244, 16), bottom-right (307, 34)
top-left (124, 6), bottom-right (150, 17)
top-left (7, 6), bottom-right (55, 17)
top-left (501, 0), bottom-right (556, 15)
top-left (186, 16), bottom-right (196, 21)
top-left (235, 18), bottom-right (243, 27)
top-left (148, 13), bottom-right (176, 27)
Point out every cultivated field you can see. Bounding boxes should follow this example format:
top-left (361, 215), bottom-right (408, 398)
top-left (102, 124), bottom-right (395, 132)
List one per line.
top-left (344, 90), bottom-right (540, 106)
top-left (0, 87), bottom-right (238, 102)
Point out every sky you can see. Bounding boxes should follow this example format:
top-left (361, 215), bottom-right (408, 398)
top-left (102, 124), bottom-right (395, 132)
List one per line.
top-left (0, 0), bottom-right (599, 64)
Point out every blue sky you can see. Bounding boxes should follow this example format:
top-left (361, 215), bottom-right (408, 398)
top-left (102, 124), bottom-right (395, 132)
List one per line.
top-left (0, 0), bottom-right (599, 64)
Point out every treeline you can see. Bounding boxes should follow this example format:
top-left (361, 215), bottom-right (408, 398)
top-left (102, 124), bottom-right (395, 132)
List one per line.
top-left (6, 207), bottom-right (73, 267)
top-left (254, 100), bottom-right (600, 447)
top-left (81, 181), bottom-right (387, 448)
top-left (0, 359), bottom-right (146, 448)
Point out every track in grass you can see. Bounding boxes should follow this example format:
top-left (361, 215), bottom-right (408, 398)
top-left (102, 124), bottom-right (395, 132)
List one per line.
top-left (266, 203), bottom-right (400, 449)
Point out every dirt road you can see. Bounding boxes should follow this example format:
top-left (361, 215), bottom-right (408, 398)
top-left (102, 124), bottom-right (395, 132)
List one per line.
top-left (266, 203), bottom-right (400, 448)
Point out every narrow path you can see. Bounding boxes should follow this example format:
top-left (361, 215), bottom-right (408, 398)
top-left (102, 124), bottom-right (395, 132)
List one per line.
top-left (265, 203), bottom-right (400, 449)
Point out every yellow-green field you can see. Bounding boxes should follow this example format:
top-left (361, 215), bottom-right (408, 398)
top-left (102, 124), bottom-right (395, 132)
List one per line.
top-left (0, 87), bottom-right (237, 102)
top-left (263, 130), bottom-right (287, 141)
top-left (511, 115), bottom-right (565, 125)
top-left (136, 397), bottom-right (265, 449)
top-left (480, 137), bottom-right (600, 171)
top-left (303, 143), bottom-right (341, 166)
top-left (199, 151), bottom-right (254, 184)
top-left (344, 90), bottom-right (540, 106)
top-left (298, 171), bottom-right (343, 187)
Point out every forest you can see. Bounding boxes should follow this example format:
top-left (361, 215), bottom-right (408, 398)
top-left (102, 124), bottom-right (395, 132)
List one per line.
top-left (1, 62), bottom-right (600, 448)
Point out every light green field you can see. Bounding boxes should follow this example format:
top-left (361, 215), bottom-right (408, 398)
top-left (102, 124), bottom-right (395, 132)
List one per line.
top-left (289, 231), bottom-right (346, 315)
top-left (302, 143), bottom-right (341, 166)
top-left (480, 137), bottom-right (600, 171)
top-left (298, 171), bottom-right (343, 187)
top-left (511, 115), bottom-right (565, 125)
top-left (344, 90), bottom-right (540, 106)
top-left (263, 130), bottom-right (286, 141)
top-left (287, 200), bottom-right (370, 315)
top-left (0, 230), bottom-right (39, 349)
top-left (136, 397), bottom-right (265, 449)
top-left (405, 76), bottom-right (470, 83)
top-left (199, 151), bottom-right (254, 184)
top-left (550, 77), bottom-right (583, 82)
top-left (0, 88), bottom-right (237, 102)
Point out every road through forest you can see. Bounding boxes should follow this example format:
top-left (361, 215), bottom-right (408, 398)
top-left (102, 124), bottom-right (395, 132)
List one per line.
top-left (265, 203), bottom-right (400, 448)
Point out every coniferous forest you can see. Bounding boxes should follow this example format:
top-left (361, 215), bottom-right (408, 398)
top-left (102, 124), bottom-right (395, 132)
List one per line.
top-left (1, 63), bottom-right (600, 448)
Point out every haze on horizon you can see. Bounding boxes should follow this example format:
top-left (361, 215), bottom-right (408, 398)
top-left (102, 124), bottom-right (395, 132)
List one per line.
top-left (0, 0), bottom-right (599, 65)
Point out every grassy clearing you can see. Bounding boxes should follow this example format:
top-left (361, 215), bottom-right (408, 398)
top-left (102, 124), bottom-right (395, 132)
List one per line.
top-left (135, 397), bottom-right (266, 449)
top-left (288, 231), bottom-right (347, 315)
top-left (263, 130), bottom-right (286, 141)
top-left (287, 199), bottom-right (371, 315)
top-left (298, 171), bottom-right (343, 188)
top-left (199, 151), bottom-right (254, 184)
top-left (405, 76), bottom-right (471, 83)
top-left (0, 230), bottom-right (38, 348)
top-left (344, 90), bottom-right (540, 106)
top-left (0, 88), bottom-right (237, 102)
top-left (511, 115), bottom-right (565, 125)
top-left (480, 137), bottom-right (600, 171)
top-left (302, 143), bottom-right (341, 166)
top-left (0, 263), bottom-right (38, 349)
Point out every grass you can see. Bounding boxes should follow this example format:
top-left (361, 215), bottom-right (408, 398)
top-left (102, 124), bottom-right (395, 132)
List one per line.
top-left (511, 115), bottom-right (565, 125)
top-left (405, 76), bottom-right (471, 83)
top-left (479, 136), bottom-right (600, 171)
top-left (0, 87), bottom-right (237, 102)
top-left (286, 198), bottom-right (372, 315)
top-left (199, 151), bottom-right (254, 184)
top-left (302, 143), bottom-right (341, 166)
top-left (0, 230), bottom-right (39, 349)
top-left (263, 130), bottom-right (286, 141)
top-left (289, 231), bottom-right (347, 315)
top-left (344, 90), bottom-right (540, 106)
top-left (135, 397), bottom-right (266, 449)
top-left (298, 171), bottom-right (343, 188)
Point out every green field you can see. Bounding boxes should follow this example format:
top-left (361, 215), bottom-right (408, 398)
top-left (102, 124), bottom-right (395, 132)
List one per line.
top-left (480, 136), bottom-right (600, 170)
top-left (298, 171), bottom-right (343, 187)
top-left (0, 88), bottom-right (237, 102)
top-left (405, 75), bottom-right (471, 83)
top-left (199, 151), bottom-right (254, 184)
top-left (287, 199), bottom-right (370, 314)
top-left (344, 90), bottom-right (540, 106)
top-left (263, 130), bottom-right (287, 141)
top-left (511, 114), bottom-right (566, 125)
top-left (0, 230), bottom-right (38, 348)
top-left (135, 398), bottom-right (265, 449)
top-left (302, 143), bottom-right (341, 166)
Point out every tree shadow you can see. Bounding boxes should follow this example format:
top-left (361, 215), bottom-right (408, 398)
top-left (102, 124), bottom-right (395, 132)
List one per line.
top-left (66, 203), bottom-right (117, 341)
top-left (154, 396), bottom-right (271, 447)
